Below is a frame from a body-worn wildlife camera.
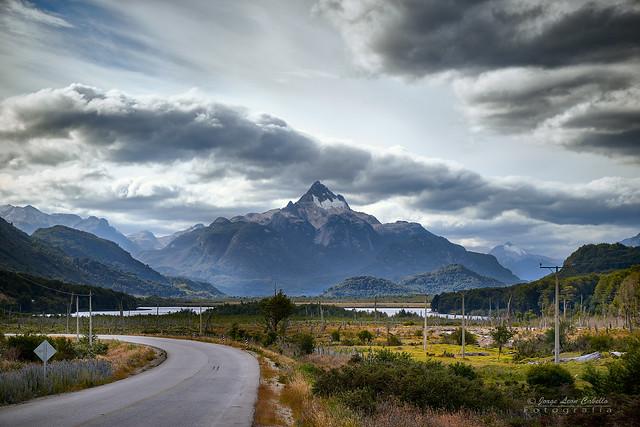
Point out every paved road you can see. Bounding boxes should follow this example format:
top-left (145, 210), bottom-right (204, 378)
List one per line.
top-left (0, 336), bottom-right (259, 427)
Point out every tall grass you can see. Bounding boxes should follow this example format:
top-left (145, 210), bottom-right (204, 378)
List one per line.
top-left (0, 359), bottom-right (112, 404)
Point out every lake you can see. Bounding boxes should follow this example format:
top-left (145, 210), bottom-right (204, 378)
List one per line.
top-left (344, 307), bottom-right (487, 320)
top-left (72, 306), bottom-right (203, 317)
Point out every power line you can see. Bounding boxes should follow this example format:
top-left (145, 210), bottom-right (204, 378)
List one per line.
top-left (15, 273), bottom-right (91, 297)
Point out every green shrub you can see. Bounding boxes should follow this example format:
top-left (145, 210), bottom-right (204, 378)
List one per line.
top-left (313, 349), bottom-right (509, 413)
top-left (386, 334), bottom-right (402, 346)
top-left (338, 388), bottom-right (376, 414)
top-left (261, 331), bottom-right (278, 347)
top-left (227, 322), bottom-right (247, 340)
top-left (73, 335), bottom-right (108, 359)
top-left (526, 364), bottom-right (574, 391)
top-left (330, 330), bottom-right (341, 342)
top-left (294, 333), bottom-right (316, 355)
top-left (513, 334), bottom-right (550, 360)
top-left (448, 362), bottom-right (478, 380)
top-left (6, 335), bottom-right (76, 362)
top-left (357, 330), bottom-right (374, 344)
top-left (443, 328), bottom-right (478, 345)
top-left (582, 338), bottom-right (640, 395)
top-left (543, 321), bottom-right (571, 350)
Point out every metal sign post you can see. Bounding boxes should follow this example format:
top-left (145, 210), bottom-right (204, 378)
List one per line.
top-left (34, 340), bottom-right (57, 379)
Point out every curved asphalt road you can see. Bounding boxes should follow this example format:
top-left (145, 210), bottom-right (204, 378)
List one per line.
top-left (0, 335), bottom-right (259, 427)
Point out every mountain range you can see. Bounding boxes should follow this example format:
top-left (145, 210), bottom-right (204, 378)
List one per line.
top-left (0, 204), bottom-right (137, 253)
top-left (0, 204), bottom-right (203, 256)
top-left (0, 218), bottom-right (223, 297)
top-left (138, 181), bottom-right (519, 295)
top-left (489, 242), bottom-right (562, 281)
top-left (322, 264), bottom-right (506, 298)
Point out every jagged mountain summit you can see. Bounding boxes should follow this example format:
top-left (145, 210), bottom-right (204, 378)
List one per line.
top-left (139, 182), bottom-right (519, 295)
top-left (489, 242), bottom-right (562, 281)
top-left (0, 204), bottom-right (137, 254)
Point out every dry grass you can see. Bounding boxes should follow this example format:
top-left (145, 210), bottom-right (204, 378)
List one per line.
top-left (254, 355), bottom-right (290, 427)
top-left (362, 401), bottom-right (508, 427)
top-left (301, 353), bottom-right (351, 370)
top-left (101, 340), bottom-right (161, 380)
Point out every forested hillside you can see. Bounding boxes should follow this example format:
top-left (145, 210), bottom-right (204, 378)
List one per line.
top-left (432, 265), bottom-right (640, 320)
top-left (0, 270), bottom-right (138, 313)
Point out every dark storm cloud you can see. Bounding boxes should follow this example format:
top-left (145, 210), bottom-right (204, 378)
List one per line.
top-left (318, 0), bottom-right (640, 160)
top-left (1, 84), bottom-right (639, 227)
top-left (318, 0), bottom-right (640, 75)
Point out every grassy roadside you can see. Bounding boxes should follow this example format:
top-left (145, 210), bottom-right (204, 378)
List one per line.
top-left (101, 340), bottom-right (165, 381)
top-left (0, 339), bottom-right (164, 405)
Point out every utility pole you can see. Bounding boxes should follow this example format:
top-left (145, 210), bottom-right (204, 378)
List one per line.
top-left (67, 293), bottom-right (73, 334)
top-left (89, 291), bottom-right (93, 348)
top-left (76, 295), bottom-right (80, 340)
top-left (540, 264), bottom-right (562, 364)
top-left (199, 306), bottom-right (203, 336)
top-left (423, 295), bottom-right (428, 353)
top-left (461, 292), bottom-right (466, 359)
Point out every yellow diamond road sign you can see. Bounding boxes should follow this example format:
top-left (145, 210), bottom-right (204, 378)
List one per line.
top-left (34, 340), bottom-right (56, 362)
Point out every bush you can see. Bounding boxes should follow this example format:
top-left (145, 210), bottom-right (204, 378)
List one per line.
top-left (261, 331), bottom-right (278, 347)
top-left (330, 330), bottom-right (341, 342)
top-left (227, 323), bottom-right (247, 340)
top-left (443, 328), bottom-right (478, 346)
top-left (513, 334), bottom-right (550, 361)
top-left (6, 335), bottom-right (77, 362)
top-left (448, 362), bottom-right (478, 380)
top-left (526, 364), bottom-right (574, 392)
top-left (386, 334), bottom-right (402, 346)
top-left (73, 335), bottom-right (108, 359)
top-left (582, 338), bottom-right (640, 395)
top-left (313, 349), bottom-right (509, 413)
top-left (357, 330), bottom-right (374, 344)
top-left (294, 333), bottom-right (316, 355)
top-left (543, 321), bottom-right (571, 350)
top-left (570, 332), bottom-right (618, 353)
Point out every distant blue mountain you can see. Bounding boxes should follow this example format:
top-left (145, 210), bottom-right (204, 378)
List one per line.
top-left (620, 233), bottom-right (640, 247)
top-left (490, 242), bottom-right (562, 281)
top-left (0, 204), bottom-right (137, 253)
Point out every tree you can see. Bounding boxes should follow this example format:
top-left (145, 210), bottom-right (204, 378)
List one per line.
top-left (259, 291), bottom-right (295, 337)
top-left (616, 272), bottom-right (640, 331)
top-left (490, 325), bottom-right (514, 358)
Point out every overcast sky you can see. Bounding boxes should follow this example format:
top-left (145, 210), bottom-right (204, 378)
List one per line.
top-left (1, 0), bottom-right (639, 258)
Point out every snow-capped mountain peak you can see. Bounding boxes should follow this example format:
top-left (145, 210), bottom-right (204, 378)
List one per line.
top-left (311, 194), bottom-right (348, 210)
top-left (502, 241), bottom-right (527, 256)
top-left (298, 181), bottom-right (350, 210)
